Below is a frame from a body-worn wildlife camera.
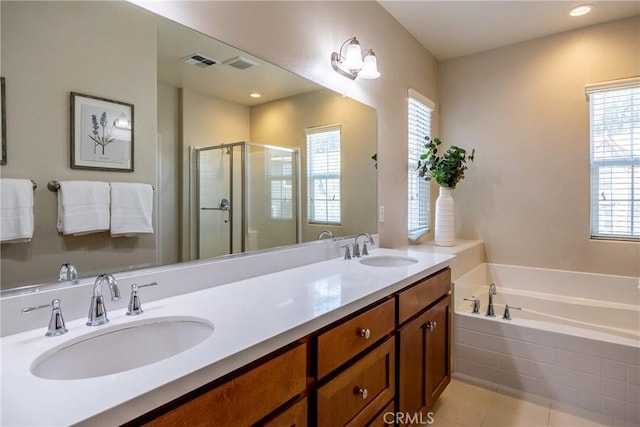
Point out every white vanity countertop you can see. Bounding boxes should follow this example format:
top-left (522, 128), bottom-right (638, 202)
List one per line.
top-left (1, 248), bottom-right (454, 426)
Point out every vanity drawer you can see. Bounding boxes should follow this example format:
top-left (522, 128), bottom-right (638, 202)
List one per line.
top-left (398, 268), bottom-right (451, 325)
top-left (317, 298), bottom-right (395, 378)
top-left (145, 342), bottom-right (307, 427)
top-left (317, 337), bottom-right (395, 427)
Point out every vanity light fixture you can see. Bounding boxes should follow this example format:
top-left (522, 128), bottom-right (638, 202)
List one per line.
top-left (569, 4), bottom-right (592, 16)
top-left (331, 37), bottom-right (380, 80)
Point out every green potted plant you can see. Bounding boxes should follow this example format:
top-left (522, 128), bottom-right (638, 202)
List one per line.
top-left (416, 136), bottom-right (475, 246)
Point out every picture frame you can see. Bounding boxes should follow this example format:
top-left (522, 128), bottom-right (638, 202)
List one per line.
top-left (1, 77), bottom-right (6, 165)
top-left (70, 92), bottom-right (134, 172)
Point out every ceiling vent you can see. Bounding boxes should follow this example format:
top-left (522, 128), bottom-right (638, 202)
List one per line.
top-left (223, 56), bottom-right (259, 70)
top-left (181, 53), bottom-right (217, 68)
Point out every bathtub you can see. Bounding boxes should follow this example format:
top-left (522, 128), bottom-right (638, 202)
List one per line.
top-left (453, 263), bottom-right (640, 424)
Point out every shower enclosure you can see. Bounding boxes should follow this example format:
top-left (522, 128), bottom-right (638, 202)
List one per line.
top-left (195, 142), bottom-right (300, 259)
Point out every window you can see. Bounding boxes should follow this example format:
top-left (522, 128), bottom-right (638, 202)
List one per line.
top-left (408, 89), bottom-right (434, 240)
top-left (306, 125), bottom-right (341, 225)
top-left (269, 152), bottom-right (294, 220)
top-left (587, 77), bottom-right (640, 240)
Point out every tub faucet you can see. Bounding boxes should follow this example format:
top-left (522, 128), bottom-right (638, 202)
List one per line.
top-left (502, 304), bottom-right (522, 320)
top-left (464, 296), bottom-right (480, 314)
top-left (353, 233), bottom-right (375, 257)
top-left (486, 283), bottom-right (497, 317)
top-left (87, 274), bottom-right (121, 326)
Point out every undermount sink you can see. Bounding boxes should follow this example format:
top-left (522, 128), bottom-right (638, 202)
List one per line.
top-left (30, 317), bottom-right (214, 380)
top-left (359, 255), bottom-right (419, 267)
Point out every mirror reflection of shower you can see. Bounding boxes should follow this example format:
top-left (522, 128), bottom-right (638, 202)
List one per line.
top-left (196, 142), bottom-right (300, 259)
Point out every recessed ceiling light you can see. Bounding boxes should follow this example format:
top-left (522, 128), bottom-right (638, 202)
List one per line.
top-left (250, 93), bottom-right (261, 98)
top-left (570, 4), bottom-right (592, 17)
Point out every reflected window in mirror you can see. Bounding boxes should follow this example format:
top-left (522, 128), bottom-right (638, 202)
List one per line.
top-left (408, 89), bottom-right (434, 240)
top-left (269, 151), bottom-right (294, 220)
top-left (306, 125), bottom-right (342, 225)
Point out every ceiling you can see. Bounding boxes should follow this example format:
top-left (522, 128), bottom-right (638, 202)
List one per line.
top-left (156, 13), bottom-right (320, 106)
top-left (378, 1), bottom-right (640, 61)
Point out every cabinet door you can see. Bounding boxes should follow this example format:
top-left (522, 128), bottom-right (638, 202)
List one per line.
top-left (145, 343), bottom-right (307, 427)
top-left (398, 295), bottom-right (451, 417)
top-left (262, 397), bottom-right (307, 427)
top-left (317, 337), bottom-right (395, 427)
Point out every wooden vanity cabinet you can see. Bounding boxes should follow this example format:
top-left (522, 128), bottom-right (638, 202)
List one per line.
top-left (397, 269), bottom-right (452, 417)
top-left (133, 267), bottom-right (452, 427)
top-left (143, 342), bottom-right (307, 427)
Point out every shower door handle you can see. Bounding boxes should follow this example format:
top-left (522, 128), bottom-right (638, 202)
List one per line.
top-left (200, 199), bottom-right (231, 211)
top-left (200, 199), bottom-right (231, 223)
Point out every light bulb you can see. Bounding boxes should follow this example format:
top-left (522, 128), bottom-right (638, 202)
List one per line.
top-left (343, 39), bottom-right (363, 71)
top-left (359, 51), bottom-right (380, 79)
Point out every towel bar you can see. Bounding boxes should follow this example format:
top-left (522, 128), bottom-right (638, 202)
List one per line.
top-left (31, 180), bottom-right (37, 190)
top-left (47, 180), bottom-right (154, 192)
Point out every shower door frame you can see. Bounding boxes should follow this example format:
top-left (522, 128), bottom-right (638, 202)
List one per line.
top-left (195, 142), bottom-right (245, 258)
top-left (195, 141), bottom-right (300, 259)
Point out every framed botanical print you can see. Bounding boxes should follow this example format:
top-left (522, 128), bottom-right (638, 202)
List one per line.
top-left (70, 92), bottom-right (134, 171)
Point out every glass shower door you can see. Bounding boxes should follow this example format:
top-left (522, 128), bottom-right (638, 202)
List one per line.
top-left (196, 145), bottom-right (243, 258)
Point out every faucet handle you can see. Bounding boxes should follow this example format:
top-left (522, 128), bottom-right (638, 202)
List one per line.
top-left (22, 299), bottom-right (68, 336)
top-left (340, 244), bottom-right (352, 260)
top-left (127, 282), bottom-right (158, 316)
top-left (353, 242), bottom-right (361, 258)
top-left (502, 304), bottom-right (522, 320)
top-left (361, 241), bottom-right (369, 256)
top-left (463, 296), bottom-right (480, 314)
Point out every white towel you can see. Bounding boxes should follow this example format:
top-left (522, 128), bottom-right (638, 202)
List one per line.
top-left (0, 179), bottom-right (34, 242)
top-left (110, 182), bottom-right (153, 237)
top-left (57, 181), bottom-right (110, 235)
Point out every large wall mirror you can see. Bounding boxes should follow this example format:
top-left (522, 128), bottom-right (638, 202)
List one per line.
top-left (0, 1), bottom-right (377, 290)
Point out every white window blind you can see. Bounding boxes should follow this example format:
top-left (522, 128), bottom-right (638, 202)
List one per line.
top-left (306, 125), bottom-right (341, 225)
top-left (269, 152), bottom-right (294, 220)
top-left (408, 89), bottom-right (434, 240)
top-left (587, 78), bottom-right (640, 240)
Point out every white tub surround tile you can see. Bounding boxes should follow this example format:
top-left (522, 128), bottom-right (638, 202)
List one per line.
top-left (454, 312), bottom-right (639, 423)
top-left (453, 263), bottom-right (639, 424)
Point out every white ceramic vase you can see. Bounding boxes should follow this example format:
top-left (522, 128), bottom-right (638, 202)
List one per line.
top-left (435, 186), bottom-right (455, 247)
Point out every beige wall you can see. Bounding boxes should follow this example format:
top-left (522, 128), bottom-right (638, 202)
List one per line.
top-left (133, 0), bottom-right (440, 250)
top-left (250, 89), bottom-right (378, 242)
top-left (440, 17), bottom-right (640, 277)
top-left (0, 2), bottom-right (158, 288)
top-left (157, 83), bottom-right (181, 265)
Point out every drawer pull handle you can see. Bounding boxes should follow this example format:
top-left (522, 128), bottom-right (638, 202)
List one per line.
top-left (360, 328), bottom-right (371, 339)
top-left (426, 321), bottom-right (437, 330)
top-left (358, 388), bottom-right (369, 400)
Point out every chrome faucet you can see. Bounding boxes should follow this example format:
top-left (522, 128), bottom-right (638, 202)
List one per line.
top-left (502, 304), bottom-right (522, 320)
top-left (87, 274), bottom-right (121, 326)
top-left (353, 233), bottom-right (375, 257)
top-left (22, 298), bottom-right (68, 337)
top-left (464, 296), bottom-right (480, 314)
top-left (486, 283), bottom-right (497, 317)
top-left (58, 262), bottom-right (78, 282)
top-left (127, 282), bottom-right (158, 316)
top-left (317, 230), bottom-right (334, 240)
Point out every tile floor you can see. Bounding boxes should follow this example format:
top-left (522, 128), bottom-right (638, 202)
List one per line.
top-left (430, 376), bottom-right (639, 427)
